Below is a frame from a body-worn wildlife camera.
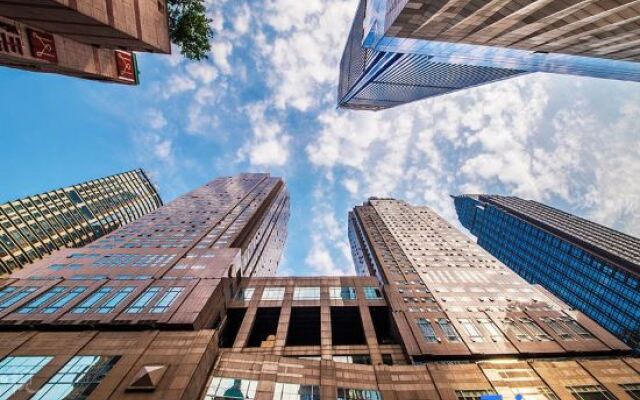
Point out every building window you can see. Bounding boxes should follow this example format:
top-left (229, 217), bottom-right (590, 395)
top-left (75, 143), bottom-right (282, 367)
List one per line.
top-left (261, 287), bottom-right (285, 301)
top-left (502, 319), bottom-right (532, 342)
top-left (235, 288), bottom-right (255, 301)
top-left (18, 286), bottom-right (87, 314)
top-left (330, 287), bottom-right (356, 300)
top-left (561, 319), bottom-right (593, 339)
top-left (293, 287), bottom-right (321, 300)
top-left (363, 287), bottom-right (382, 299)
top-left (566, 385), bottom-right (616, 400)
top-left (333, 355), bottom-right (371, 365)
top-left (542, 318), bottom-right (573, 339)
top-left (337, 388), bottom-right (381, 400)
top-left (71, 287), bottom-right (111, 314)
top-left (455, 390), bottom-right (497, 400)
top-left (0, 356), bottom-right (53, 399)
top-left (125, 287), bottom-right (161, 313)
top-left (438, 319), bottom-right (461, 342)
top-left (459, 319), bottom-right (484, 342)
top-left (42, 287), bottom-right (87, 314)
top-left (150, 287), bottom-right (184, 313)
top-left (520, 318), bottom-right (552, 341)
top-left (0, 287), bottom-right (37, 310)
top-left (512, 387), bottom-right (559, 400)
top-left (621, 383), bottom-right (640, 400)
top-left (97, 287), bottom-right (135, 313)
top-left (382, 354), bottom-right (393, 366)
top-left (204, 377), bottom-right (258, 400)
top-left (31, 355), bottom-right (120, 400)
top-left (477, 318), bottom-right (504, 342)
top-left (274, 383), bottom-right (320, 400)
top-left (417, 319), bottom-right (438, 342)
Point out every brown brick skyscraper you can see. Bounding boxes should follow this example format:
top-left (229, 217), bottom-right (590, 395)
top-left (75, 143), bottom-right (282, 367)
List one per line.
top-left (0, 173), bottom-right (289, 399)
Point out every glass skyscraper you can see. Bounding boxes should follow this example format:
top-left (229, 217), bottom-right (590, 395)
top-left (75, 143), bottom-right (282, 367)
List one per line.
top-left (453, 194), bottom-right (640, 352)
top-left (0, 169), bottom-right (162, 274)
top-left (339, 0), bottom-right (640, 110)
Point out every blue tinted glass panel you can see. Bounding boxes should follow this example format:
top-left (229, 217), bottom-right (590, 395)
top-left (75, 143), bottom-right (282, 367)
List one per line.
top-left (126, 287), bottom-right (160, 314)
top-left (0, 356), bottom-right (53, 400)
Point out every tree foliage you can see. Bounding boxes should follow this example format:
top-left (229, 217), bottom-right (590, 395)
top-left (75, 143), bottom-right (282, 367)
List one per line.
top-left (167, 0), bottom-right (213, 61)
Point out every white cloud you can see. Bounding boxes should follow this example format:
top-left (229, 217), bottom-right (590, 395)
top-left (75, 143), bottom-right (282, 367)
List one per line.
top-left (186, 63), bottom-right (219, 84)
top-left (237, 102), bottom-right (291, 167)
top-left (210, 41), bottom-right (233, 75)
top-left (163, 75), bottom-right (197, 99)
top-left (153, 139), bottom-right (173, 161)
top-left (259, 0), bottom-right (356, 111)
top-left (233, 4), bottom-right (252, 35)
top-left (147, 109), bottom-right (167, 130)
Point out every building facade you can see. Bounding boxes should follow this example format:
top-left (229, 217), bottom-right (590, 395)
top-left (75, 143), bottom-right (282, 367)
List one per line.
top-left (0, 169), bottom-right (162, 274)
top-left (453, 194), bottom-right (640, 354)
top-left (338, 0), bottom-right (640, 110)
top-left (0, 0), bottom-right (170, 84)
top-left (0, 189), bottom-right (637, 399)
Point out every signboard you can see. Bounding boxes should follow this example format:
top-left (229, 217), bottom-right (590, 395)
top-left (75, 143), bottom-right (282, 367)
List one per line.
top-left (27, 29), bottom-right (57, 63)
top-left (0, 20), bottom-right (23, 56)
top-left (115, 50), bottom-right (137, 83)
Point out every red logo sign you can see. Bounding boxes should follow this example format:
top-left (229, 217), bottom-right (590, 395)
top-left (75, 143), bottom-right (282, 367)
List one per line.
top-left (115, 50), bottom-right (137, 83)
top-left (27, 29), bottom-right (57, 63)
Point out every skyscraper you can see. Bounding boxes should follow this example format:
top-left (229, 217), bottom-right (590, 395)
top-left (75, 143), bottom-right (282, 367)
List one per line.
top-left (338, 0), bottom-right (640, 110)
top-left (0, 169), bottom-right (162, 274)
top-left (0, 173), bottom-right (289, 400)
top-left (0, 0), bottom-right (170, 84)
top-left (0, 187), bottom-right (636, 400)
top-left (453, 194), bottom-right (640, 353)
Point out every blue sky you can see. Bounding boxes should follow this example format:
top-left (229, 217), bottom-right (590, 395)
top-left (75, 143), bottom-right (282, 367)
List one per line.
top-left (1, 0), bottom-right (639, 276)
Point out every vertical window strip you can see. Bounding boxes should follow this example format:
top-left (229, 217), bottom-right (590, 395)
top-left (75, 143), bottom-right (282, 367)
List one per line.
top-left (42, 287), bottom-right (87, 314)
top-left (437, 319), bottom-right (460, 342)
top-left (150, 287), bottom-right (184, 313)
top-left (0, 286), bottom-right (17, 302)
top-left (72, 287), bottom-right (112, 314)
top-left (17, 287), bottom-right (65, 314)
top-left (417, 318), bottom-right (438, 342)
top-left (126, 287), bottom-right (161, 314)
top-left (97, 287), bottom-right (135, 314)
top-left (0, 287), bottom-right (37, 311)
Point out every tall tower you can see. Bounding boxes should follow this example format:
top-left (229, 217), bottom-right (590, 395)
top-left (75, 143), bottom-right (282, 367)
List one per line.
top-left (0, 173), bottom-right (289, 400)
top-left (339, 0), bottom-right (640, 110)
top-left (453, 194), bottom-right (640, 352)
top-left (349, 198), bottom-right (629, 362)
top-left (0, 169), bottom-right (162, 274)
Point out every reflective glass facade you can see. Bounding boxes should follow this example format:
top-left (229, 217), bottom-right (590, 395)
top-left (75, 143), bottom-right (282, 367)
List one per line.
top-left (454, 194), bottom-right (640, 352)
top-left (339, 0), bottom-right (640, 110)
top-left (0, 169), bottom-right (162, 274)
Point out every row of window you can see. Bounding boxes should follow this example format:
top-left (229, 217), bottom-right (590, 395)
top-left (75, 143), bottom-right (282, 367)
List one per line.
top-left (0, 284), bottom-right (184, 316)
top-left (205, 377), bottom-right (381, 400)
top-left (205, 377), bottom-right (640, 400)
top-left (476, 208), bottom-right (639, 348)
top-left (416, 316), bottom-right (592, 344)
top-left (236, 286), bottom-right (383, 301)
top-left (0, 354), bottom-right (118, 400)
